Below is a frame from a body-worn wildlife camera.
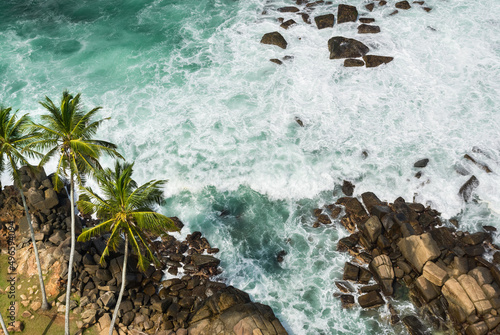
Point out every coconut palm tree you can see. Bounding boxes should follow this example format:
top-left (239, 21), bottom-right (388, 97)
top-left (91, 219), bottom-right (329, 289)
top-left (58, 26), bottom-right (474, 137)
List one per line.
top-left (28, 92), bottom-right (122, 335)
top-left (0, 310), bottom-right (9, 335)
top-left (0, 107), bottom-right (50, 310)
top-left (77, 161), bottom-right (179, 335)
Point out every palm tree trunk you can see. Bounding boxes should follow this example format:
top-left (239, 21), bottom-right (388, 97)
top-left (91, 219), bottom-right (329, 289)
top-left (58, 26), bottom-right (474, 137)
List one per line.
top-left (109, 234), bottom-right (128, 335)
top-left (19, 188), bottom-right (50, 310)
top-left (0, 311), bottom-right (9, 335)
top-left (64, 174), bottom-right (76, 335)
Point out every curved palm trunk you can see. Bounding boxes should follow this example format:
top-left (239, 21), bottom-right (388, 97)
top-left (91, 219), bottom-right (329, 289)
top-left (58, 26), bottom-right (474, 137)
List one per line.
top-left (0, 311), bottom-right (9, 335)
top-left (65, 174), bottom-right (76, 335)
top-left (19, 188), bottom-right (50, 310)
top-left (109, 235), bottom-right (128, 335)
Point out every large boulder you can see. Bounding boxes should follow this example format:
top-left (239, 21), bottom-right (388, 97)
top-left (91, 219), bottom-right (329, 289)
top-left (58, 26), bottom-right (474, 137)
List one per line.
top-left (457, 274), bottom-right (492, 315)
top-left (422, 261), bottom-right (449, 286)
top-left (397, 233), bottom-right (440, 272)
top-left (328, 37), bottom-right (369, 59)
top-left (261, 32), bottom-right (287, 49)
top-left (337, 4), bottom-right (358, 23)
top-left (369, 255), bottom-right (394, 295)
top-left (361, 216), bottom-right (382, 243)
top-left (442, 278), bottom-right (476, 316)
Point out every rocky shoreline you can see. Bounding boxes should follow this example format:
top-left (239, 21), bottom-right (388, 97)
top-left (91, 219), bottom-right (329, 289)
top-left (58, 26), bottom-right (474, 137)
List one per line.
top-left (0, 167), bottom-right (287, 335)
top-left (317, 179), bottom-right (500, 335)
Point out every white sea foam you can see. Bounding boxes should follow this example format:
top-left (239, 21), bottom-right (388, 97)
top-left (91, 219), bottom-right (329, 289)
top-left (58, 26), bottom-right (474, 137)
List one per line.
top-left (1, 0), bottom-right (499, 333)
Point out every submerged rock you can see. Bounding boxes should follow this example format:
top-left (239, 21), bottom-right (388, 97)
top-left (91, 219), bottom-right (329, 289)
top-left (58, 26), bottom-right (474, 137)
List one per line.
top-left (459, 175), bottom-right (479, 202)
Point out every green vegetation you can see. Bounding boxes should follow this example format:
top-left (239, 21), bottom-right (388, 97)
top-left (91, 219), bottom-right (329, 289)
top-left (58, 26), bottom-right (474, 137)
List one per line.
top-left (77, 161), bottom-right (178, 335)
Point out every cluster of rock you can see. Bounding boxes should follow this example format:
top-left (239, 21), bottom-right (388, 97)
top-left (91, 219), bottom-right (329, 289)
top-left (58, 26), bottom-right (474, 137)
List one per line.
top-left (0, 167), bottom-right (288, 335)
top-left (327, 185), bottom-right (500, 335)
top-left (259, 1), bottom-right (437, 68)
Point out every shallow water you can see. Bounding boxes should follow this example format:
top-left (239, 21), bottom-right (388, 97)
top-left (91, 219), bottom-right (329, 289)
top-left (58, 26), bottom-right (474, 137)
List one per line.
top-left (1, 0), bottom-right (499, 333)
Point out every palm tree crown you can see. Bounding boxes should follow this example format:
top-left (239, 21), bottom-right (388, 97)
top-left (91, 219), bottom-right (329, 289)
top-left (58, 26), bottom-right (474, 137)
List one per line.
top-left (78, 161), bottom-right (179, 269)
top-left (30, 91), bottom-right (121, 188)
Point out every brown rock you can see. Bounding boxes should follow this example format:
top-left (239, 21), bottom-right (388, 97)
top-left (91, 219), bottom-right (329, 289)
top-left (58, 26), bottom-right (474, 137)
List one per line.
top-left (344, 59), bottom-right (364, 67)
top-left (337, 4), bottom-right (358, 24)
top-left (342, 180), bottom-right (355, 196)
top-left (280, 19), bottom-right (297, 30)
top-left (459, 175), bottom-right (479, 202)
top-left (343, 262), bottom-right (360, 281)
top-left (340, 294), bottom-right (356, 308)
top-left (361, 216), bottom-right (382, 243)
top-left (359, 18), bottom-right (375, 23)
top-left (414, 275), bottom-right (440, 303)
top-left (358, 24), bottom-right (380, 34)
top-left (422, 261), bottom-right (449, 286)
top-left (328, 37), bottom-right (369, 59)
top-left (458, 274), bottom-right (493, 315)
top-left (358, 290), bottom-right (385, 308)
top-left (315, 14), bottom-right (335, 29)
top-left (369, 255), bottom-right (394, 296)
top-left (395, 1), bottom-right (411, 9)
top-left (469, 267), bottom-right (493, 286)
top-left (363, 55), bottom-right (394, 67)
top-left (397, 233), bottom-right (440, 272)
top-left (261, 32), bottom-right (287, 49)
top-left (365, 3), bottom-right (374, 12)
top-left (402, 316), bottom-right (429, 335)
top-left (465, 322), bottom-right (488, 335)
top-left (442, 278), bottom-right (475, 316)
top-left (301, 13), bottom-right (311, 24)
top-left (270, 59), bottom-right (283, 65)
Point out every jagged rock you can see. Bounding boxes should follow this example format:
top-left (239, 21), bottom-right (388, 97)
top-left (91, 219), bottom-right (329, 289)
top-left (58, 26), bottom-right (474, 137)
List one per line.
top-left (397, 233), bottom-right (440, 272)
top-left (469, 267), bottom-right (493, 286)
top-left (99, 291), bottom-right (116, 309)
top-left (462, 232), bottom-right (488, 246)
top-left (369, 255), bottom-right (394, 295)
top-left (361, 216), bottom-right (382, 243)
top-left (191, 254), bottom-right (220, 268)
top-left (340, 294), bottom-right (355, 308)
top-left (337, 4), bottom-right (358, 23)
top-left (358, 24), bottom-right (380, 33)
top-left (328, 37), bottom-right (369, 59)
top-left (344, 59), bottom-right (364, 67)
top-left (358, 290), bottom-right (384, 308)
top-left (343, 262), bottom-right (360, 281)
top-left (365, 3), bottom-right (374, 11)
top-left (422, 261), bottom-right (449, 286)
top-left (402, 316), bottom-right (430, 335)
top-left (315, 14), bottom-right (335, 29)
top-left (414, 275), bottom-right (440, 303)
top-left (261, 32), bottom-right (287, 49)
top-left (363, 55), bottom-right (394, 67)
top-left (301, 13), bottom-right (311, 24)
top-left (459, 176), bottom-right (479, 202)
top-left (335, 280), bottom-right (355, 293)
top-left (361, 192), bottom-right (382, 213)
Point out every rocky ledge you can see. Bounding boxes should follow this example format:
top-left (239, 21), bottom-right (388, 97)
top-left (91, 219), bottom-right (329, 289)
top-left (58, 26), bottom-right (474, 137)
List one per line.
top-left (323, 188), bottom-right (500, 335)
top-left (0, 167), bottom-right (287, 335)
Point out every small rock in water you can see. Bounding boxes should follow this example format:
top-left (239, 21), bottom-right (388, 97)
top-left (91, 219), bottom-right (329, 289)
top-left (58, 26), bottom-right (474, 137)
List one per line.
top-left (315, 14), bottom-right (335, 29)
top-left (413, 1), bottom-right (424, 4)
top-left (423, 7), bottom-right (432, 12)
top-left (395, 1), bottom-right (411, 9)
top-left (362, 150), bottom-right (369, 159)
top-left (342, 180), bottom-right (355, 196)
top-left (459, 175), bottom-right (479, 202)
top-left (414, 158), bottom-right (429, 168)
top-left (280, 19), bottom-right (297, 30)
top-left (358, 24), bottom-right (380, 34)
top-left (415, 171), bottom-right (422, 179)
top-left (363, 55), bottom-right (394, 67)
top-left (295, 117), bottom-right (304, 127)
top-left (365, 3), bottom-right (375, 11)
top-left (301, 13), bottom-right (311, 24)
top-left (270, 59), bottom-right (282, 65)
top-left (328, 37), bottom-right (369, 59)
top-left (340, 294), bottom-right (356, 308)
top-left (379, 1), bottom-right (387, 6)
top-left (278, 6), bottom-right (300, 13)
top-left (337, 4), bottom-right (358, 24)
top-left (283, 55), bottom-right (294, 61)
top-left (464, 154), bottom-right (492, 173)
top-left (277, 250), bottom-right (287, 262)
top-left (389, 10), bottom-right (399, 16)
top-left (359, 18), bottom-right (375, 23)
top-left (260, 32), bottom-right (287, 49)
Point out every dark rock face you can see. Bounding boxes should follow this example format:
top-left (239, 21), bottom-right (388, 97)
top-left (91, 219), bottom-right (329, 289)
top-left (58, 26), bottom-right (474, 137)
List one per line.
top-left (363, 55), bottom-right (394, 67)
top-left (337, 4), bottom-right (358, 24)
top-left (365, 3), bottom-right (375, 12)
top-left (358, 24), bottom-right (380, 34)
top-left (359, 18), bottom-right (375, 23)
top-left (328, 36), bottom-right (369, 59)
top-left (358, 290), bottom-right (385, 308)
top-left (314, 14), bottom-right (335, 29)
top-left (261, 32), bottom-right (288, 49)
top-left (414, 158), bottom-right (429, 168)
top-left (270, 59), bottom-right (283, 65)
top-left (396, 1), bottom-right (411, 9)
top-left (342, 180), bottom-right (355, 196)
top-left (459, 175), bottom-right (479, 202)
top-left (344, 59), bottom-right (365, 67)
top-left (277, 6), bottom-right (300, 13)
top-left (402, 315), bottom-right (430, 335)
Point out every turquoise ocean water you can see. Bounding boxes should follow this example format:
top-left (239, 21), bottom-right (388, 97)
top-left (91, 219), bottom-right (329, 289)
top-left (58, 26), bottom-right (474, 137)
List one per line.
top-left (1, 0), bottom-right (499, 333)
